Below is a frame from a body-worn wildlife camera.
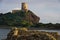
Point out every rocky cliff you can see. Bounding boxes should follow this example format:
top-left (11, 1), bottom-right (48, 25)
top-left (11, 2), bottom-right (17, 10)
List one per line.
top-left (12, 10), bottom-right (40, 24)
top-left (23, 10), bottom-right (40, 24)
top-left (0, 10), bottom-right (40, 26)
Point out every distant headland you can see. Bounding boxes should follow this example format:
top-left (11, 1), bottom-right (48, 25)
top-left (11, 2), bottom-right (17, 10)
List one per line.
top-left (0, 2), bottom-right (40, 27)
top-left (0, 2), bottom-right (60, 30)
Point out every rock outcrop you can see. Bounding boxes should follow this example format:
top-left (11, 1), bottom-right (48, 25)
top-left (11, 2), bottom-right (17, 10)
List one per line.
top-left (12, 10), bottom-right (40, 24)
top-left (6, 28), bottom-right (57, 40)
top-left (12, 2), bottom-right (40, 24)
top-left (23, 10), bottom-right (40, 24)
top-left (0, 10), bottom-right (40, 26)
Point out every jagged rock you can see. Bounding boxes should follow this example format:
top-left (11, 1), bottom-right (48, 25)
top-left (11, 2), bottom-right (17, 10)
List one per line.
top-left (13, 10), bottom-right (40, 25)
top-left (25, 10), bottom-right (40, 24)
top-left (16, 10), bottom-right (40, 24)
top-left (6, 28), bottom-right (57, 40)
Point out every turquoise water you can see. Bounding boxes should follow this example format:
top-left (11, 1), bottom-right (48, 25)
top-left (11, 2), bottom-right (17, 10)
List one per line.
top-left (0, 29), bottom-right (60, 40)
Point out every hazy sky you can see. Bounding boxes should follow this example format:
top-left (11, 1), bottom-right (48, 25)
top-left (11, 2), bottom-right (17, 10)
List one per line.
top-left (0, 0), bottom-right (60, 23)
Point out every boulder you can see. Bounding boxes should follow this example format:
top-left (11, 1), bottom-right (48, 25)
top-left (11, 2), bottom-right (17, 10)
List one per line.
top-left (6, 28), bottom-right (57, 40)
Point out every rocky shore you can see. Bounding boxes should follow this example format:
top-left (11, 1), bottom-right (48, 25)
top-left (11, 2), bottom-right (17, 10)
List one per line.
top-left (5, 27), bottom-right (60, 40)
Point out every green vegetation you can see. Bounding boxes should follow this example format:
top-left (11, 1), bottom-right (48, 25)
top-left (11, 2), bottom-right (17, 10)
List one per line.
top-left (32, 23), bottom-right (60, 29)
top-left (0, 10), bottom-right (60, 30)
top-left (0, 10), bottom-right (32, 27)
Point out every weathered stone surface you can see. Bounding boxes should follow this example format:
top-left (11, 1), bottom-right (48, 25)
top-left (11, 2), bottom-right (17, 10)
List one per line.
top-left (12, 10), bottom-right (40, 25)
top-left (23, 10), bottom-right (40, 24)
top-left (6, 28), bottom-right (58, 40)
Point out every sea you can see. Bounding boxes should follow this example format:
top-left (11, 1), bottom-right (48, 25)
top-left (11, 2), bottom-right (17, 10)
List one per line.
top-left (0, 29), bottom-right (60, 40)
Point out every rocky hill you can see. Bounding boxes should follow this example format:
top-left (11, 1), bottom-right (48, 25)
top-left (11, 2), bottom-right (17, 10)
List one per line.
top-left (0, 10), bottom-right (40, 26)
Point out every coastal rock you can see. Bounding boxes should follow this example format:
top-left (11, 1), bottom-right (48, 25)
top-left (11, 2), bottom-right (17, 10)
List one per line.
top-left (12, 3), bottom-right (40, 24)
top-left (6, 28), bottom-right (57, 40)
top-left (25, 10), bottom-right (40, 24)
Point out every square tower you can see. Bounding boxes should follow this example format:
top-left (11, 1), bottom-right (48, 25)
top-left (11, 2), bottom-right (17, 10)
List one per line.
top-left (21, 2), bottom-right (28, 12)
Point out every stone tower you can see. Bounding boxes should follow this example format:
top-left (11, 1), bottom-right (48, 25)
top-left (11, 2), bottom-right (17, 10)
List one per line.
top-left (21, 2), bottom-right (28, 12)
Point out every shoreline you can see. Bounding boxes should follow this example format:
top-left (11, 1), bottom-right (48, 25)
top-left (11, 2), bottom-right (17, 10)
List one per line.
top-left (0, 27), bottom-right (60, 30)
top-left (0, 25), bottom-right (60, 30)
top-left (0, 28), bottom-right (60, 40)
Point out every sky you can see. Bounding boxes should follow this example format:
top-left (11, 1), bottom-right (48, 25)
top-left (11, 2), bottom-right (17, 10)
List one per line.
top-left (0, 0), bottom-right (60, 23)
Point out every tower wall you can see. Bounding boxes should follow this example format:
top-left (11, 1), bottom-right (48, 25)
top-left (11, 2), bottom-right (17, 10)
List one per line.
top-left (12, 10), bottom-right (20, 13)
top-left (21, 2), bottom-right (28, 12)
